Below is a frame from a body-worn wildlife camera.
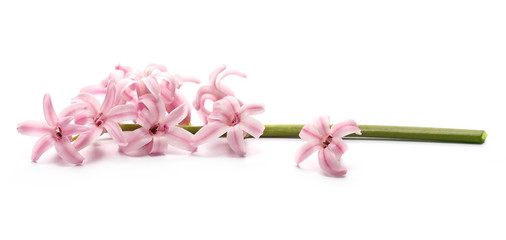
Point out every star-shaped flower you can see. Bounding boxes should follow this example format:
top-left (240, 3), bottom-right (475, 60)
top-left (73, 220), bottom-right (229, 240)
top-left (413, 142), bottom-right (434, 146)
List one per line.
top-left (295, 117), bottom-right (361, 176)
top-left (17, 94), bottom-right (89, 165)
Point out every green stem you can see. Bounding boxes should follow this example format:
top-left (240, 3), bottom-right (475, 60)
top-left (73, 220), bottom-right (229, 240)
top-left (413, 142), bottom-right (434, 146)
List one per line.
top-left (119, 124), bottom-right (487, 144)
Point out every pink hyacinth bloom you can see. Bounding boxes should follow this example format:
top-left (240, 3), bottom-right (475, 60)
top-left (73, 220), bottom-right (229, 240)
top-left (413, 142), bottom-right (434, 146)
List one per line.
top-left (120, 95), bottom-right (195, 155)
top-left (193, 96), bottom-right (265, 156)
top-left (295, 117), bottom-right (361, 177)
top-left (17, 94), bottom-right (89, 165)
top-left (161, 74), bottom-right (200, 125)
top-left (193, 65), bottom-right (246, 123)
top-left (72, 83), bottom-right (138, 150)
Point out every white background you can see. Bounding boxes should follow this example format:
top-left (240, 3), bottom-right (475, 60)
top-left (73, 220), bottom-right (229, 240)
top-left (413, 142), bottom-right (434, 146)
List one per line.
top-left (1, 0), bottom-right (505, 239)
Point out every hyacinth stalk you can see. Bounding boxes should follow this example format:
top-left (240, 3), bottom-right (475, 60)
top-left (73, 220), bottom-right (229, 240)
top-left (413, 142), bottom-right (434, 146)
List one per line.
top-left (119, 123), bottom-right (487, 144)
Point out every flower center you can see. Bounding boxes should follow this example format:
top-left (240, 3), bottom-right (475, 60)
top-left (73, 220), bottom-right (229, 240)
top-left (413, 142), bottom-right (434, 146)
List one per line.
top-left (55, 127), bottom-right (63, 140)
top-left (149, 124), bottom-right (159, 135)
top-left (231, 114), bottom-right (240, 126)
top-left (322, 135), bottom-right (333, 148)
top-left (94, 113), bottom-right (104, 127)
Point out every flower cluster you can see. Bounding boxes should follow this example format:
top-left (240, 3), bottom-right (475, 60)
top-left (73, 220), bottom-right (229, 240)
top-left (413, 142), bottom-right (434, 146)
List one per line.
top-left (17, 63), bottom-right (360, 177)
top-left (17, 64), bottom-right (265, 165)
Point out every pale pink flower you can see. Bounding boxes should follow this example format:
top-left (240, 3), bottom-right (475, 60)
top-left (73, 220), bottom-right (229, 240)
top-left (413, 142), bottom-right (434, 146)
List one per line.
top-left (193, 65), bottom-right (246, 123)
top-left (72, 83), bottom-right (138, 150)
top-left (80, 65), bottom-right (128, 95)
top-left (120, 95), bottom-right (195, 155)
top-left (160, 74), bottom-right (200, 125)
top-left (17, 94), bottom-right (89, 165)
top-left (295, 117), bottom-right (361, 177)
top-left (193, 96), bottom-right (265, 156)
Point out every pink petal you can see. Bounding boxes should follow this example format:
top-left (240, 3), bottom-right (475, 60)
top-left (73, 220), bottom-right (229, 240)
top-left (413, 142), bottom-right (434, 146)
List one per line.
top-left (73, 92), bottom-right (100, 116)
top-left (121, 129), bottom-right (152, 153)
top-left (115, 78), bottom-right (136, 104)
top-left (54, 139), bottom-right (85, 165)
top-left (209, 65), bottom-right (227, 88)
top-left (238, 116), bottom-right (264, 138)
top-left (58, 116), bottom-right (74, 129)
top-left (101, 83), bottom-right (116, 113)
top-left (116, 64), bottom-right (133, 74)
top-left (160, 78), bottom-right (176, 104)
top-left (216, 70), bottom-right (246, 95)
top-left (166, 126), bottom-right (196, 152)
top-left (150, 136), bottom-right (169, 154)
top-left (31, 135), bottom-right (55, 162)
top-left (142, 76), bottom-right (161, 97)
top-left (193, 122), bottom-right (229, 145)
top-left (330, 120), bottom-right (362, 138)
top-left (74, 112), bottom-right (93, 125)
top-left (17, 121), bottom-right (51, 136)
top-left (318, 148), bottom-right (347, 177)
top-left (80, 84), bottom-right (107, 95)
top-left (179, 75), bottom-right (200, 84)
top-left (144, 64), bottom-right (167, 75)
top-left (314, 116), bottom-right (331, 136)
top-left (227, 126), bottom-right (246, 156)
top-left (221, 96), bottom-right (241, 113)
top-left (103, 121), bottom-right (127, 146)
top-left (328, 139), bottom-right (347, 154)
top-left (59, 102), bottom-right (87, 118)
top-left (73, 127), bottom-right (103, 151)
top-left (64, 124), bottom-right (90, 137)
top-left (43, 94), bottom-right (58, 126)
top-left (239, 103), bottom-right (265, 116)
top-left (106, 104), bottom-right (137, 122)
top-left (295, 142), bottom-right (321, 165)
top-left (299, 124), bottom-right (323, 142)
top-left (163, 104), bottom-right (187, 127)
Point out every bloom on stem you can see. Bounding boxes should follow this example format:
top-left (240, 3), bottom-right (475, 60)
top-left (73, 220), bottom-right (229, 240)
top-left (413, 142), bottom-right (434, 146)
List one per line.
top-left (72, 83), bottom-right (138, 150)
top-left (295, 117), bottom-right (361, 177)
top-left (120, 95), bottom-right (195, 155)
top-left (193, 96), bottom-right (264, 156)
top-left (17, 94), bottom-right (89, 165)
top-left (193, 65), bottom-right (246, 123)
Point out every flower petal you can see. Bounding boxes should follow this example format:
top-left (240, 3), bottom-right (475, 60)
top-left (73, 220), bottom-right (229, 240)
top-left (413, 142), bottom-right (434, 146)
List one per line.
top-left (144, 64), bottom-right (167, 75)
top-left (163, 104), bottom-right (187, 127)
top-left (31, 135), bottom-right (55, 162)
top-left (330, 120), bottom-right (362, 138)
top-left (238, 116), bottom-right (264, 138)
top-left (314, 116), bottom-right (331, 136)
top-left (318, 148), bottom-right (347, 177)
top-left (73, 92), bottom-right (100, 116)
top-left (193, 122), bottom-right (229, 145)
top-left (209, 65), bottom-right (227, 88)
top-left (80, 84), bottom-right (107, 95)
top-left (103, 121), bottom-right (127, 146)
top-left (73, 127), bottom-right (103, 151)
top-left (295, 142), bottom-right (321, 165)
top-left (106, 104), bottom-right (138, 122)
top-left (17, 121), bottom-right (51, 136)
top-left (299, 124), bottom-right (323, 142)
top-left (328, 139), bottom-right (347, 154)
top-left (227, 126), bottom-right (246, 156)
top-left (54, 139), bottom-right (85, 165)
top-left (150, 136), bottom-right (169, 154)
top-left (43, 94), bottom-right (58, 126)
top-left (166, 126), bottom-right (196, 152)
top-left (239, 103), bottom-right (265, 116)
top-left (59, 102), bottom-right (87, 118)
top-left (142, 76), bottom-right (161, 97)
top-left (64, 124), bottom-right (90, 137)
top-left (101, 83), bottom-right (116, 113)
top-left (121, 129), bottom-right (152, 153)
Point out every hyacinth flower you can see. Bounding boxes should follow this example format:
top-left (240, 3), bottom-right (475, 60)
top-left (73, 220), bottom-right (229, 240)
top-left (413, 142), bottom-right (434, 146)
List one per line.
top-left (160, 74), bottom-right (200, 125)
top-left (72, 83), bottom-right (138, 150)
top-left (120, 95), bottom-right (195, 155)
top-left (193, 65), bottom-right (246, 123)
top-left (17, 94), bottom-right (90, 165)
top-left (80, 66), bottom-right (127, 95)
top-left (294, 117), bottom-right (361, 176)
top-left (193, 96), bottom-right (265, 156)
